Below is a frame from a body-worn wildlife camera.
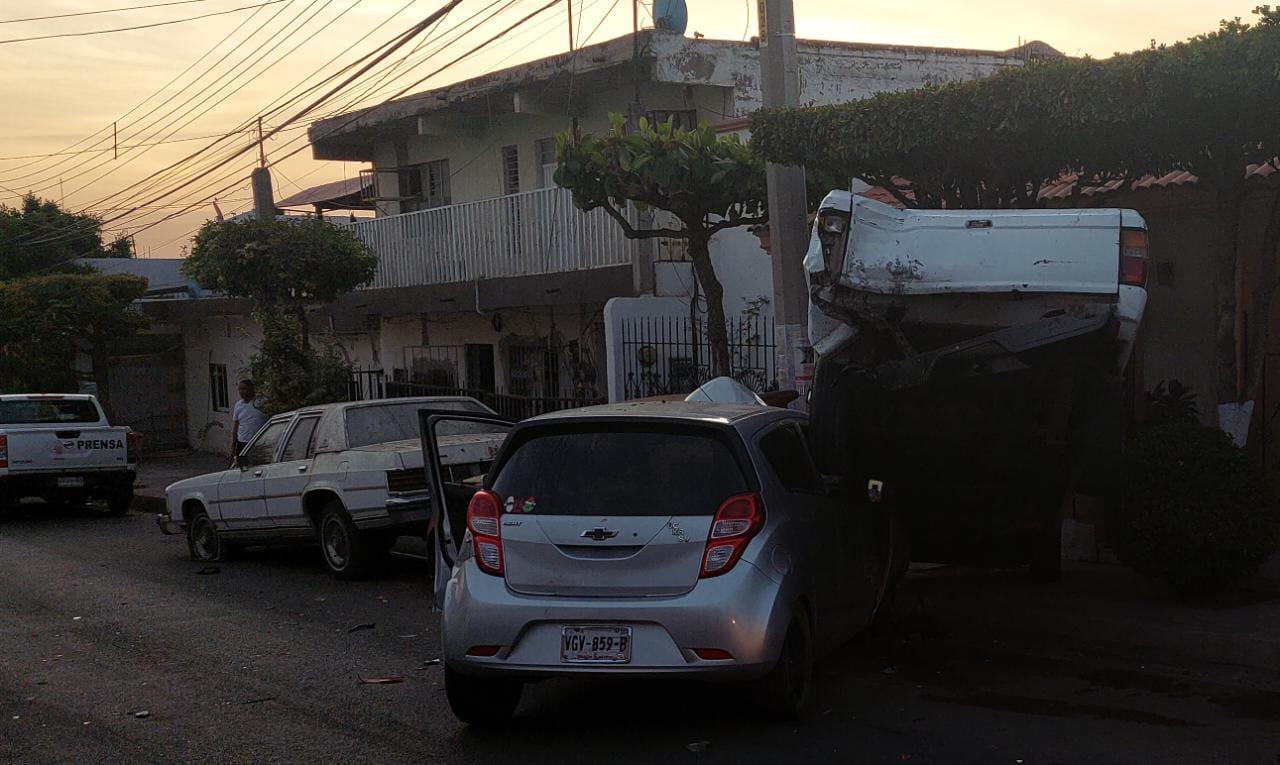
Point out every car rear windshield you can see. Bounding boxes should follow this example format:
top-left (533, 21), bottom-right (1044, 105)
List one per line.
top-left (491, 425), bottom-right (748, 516)
top-left (345, 400), bottom-right (487, 448)
top-left (0, 399), bottom-right (100, 424)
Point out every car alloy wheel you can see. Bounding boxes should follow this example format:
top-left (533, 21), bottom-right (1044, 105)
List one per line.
top-left (322, 514), bottom-right (350, 572)
top-left (188, 512), bottom-right (222, 562)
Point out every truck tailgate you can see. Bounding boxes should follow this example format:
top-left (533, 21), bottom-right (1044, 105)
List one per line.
top-left (6, 428), bottom-right (129, 472)
top-left (841, 200), bottom-right (1123, 296)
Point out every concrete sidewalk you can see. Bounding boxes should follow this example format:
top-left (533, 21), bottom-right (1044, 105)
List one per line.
top-left (132, 450), bottom-right (226, 514)
top-left (909, 562), bottom-right (1280, 674)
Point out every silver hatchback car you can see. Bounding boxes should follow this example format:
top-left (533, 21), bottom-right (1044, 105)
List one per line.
top-left (434, 401), bottom-right (898, 722)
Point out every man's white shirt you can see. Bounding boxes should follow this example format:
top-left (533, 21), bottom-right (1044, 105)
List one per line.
top-left (233, 398), bottom-right (268, 443)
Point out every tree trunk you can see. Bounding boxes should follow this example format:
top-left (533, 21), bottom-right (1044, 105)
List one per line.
top-left (296, 305), bottom-right (310, 353)
top-left (688, 231), bottom-right (731, 378)
top-left (1213, 190), bottom-right (1245, 406)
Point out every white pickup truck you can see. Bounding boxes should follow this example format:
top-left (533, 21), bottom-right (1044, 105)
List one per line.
top-left (805, 192), bottom-right (1148, 578)
top-left (159, 396), bottom-right (508, 579)
top-left (0, 394), bottom-right (138, 515)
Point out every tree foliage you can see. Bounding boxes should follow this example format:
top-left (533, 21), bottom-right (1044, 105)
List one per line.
top-left (556, 114), bottom-right (767, 376)
top-left (0, 194), bottom-right (114, 279)
top-left (184, 216), bottom-right (376, 412)
top-left (0, 274), bottom-right (149, 398)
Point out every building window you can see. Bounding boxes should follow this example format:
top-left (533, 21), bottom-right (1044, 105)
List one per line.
top-left (425, 158), bottom-right (451, 208)
top-left (500, 145), bottom-right (520, 195)
top-left (397, 166), bottom-right (423, 201)
top-left (535, 138), bottom-right (557, 189)
top-left (647, 109), bottom-right (698, 131)
top-left (209, 363), bottom-right (229, 412)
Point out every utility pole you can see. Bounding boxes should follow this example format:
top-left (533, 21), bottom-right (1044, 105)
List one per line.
top-left (251, 118), bottom-right (275, 222)
top-left (759, 0), bottom-right (811, 405)
top-left (566, 0), bottom-right (574, 51)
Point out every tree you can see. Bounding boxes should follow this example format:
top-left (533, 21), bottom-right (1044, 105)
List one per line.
top-left (556, 115), bottom-right (768, 376)
top-left (185, 218), bottom-right (376, 351)
top-left (183, 217), bottom-right (377, 412)
top-left (0, 194), bottom-right (115, 278)
top-left (750, 7), bottom-right (1280, 420)
top-left (0, 273), bottom-right (149, 410)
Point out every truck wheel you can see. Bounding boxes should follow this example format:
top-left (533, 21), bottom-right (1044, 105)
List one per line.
top-left (104, 485), bottom-right (133, 516)
top-left (445, 666), bottom-right (522, 724)
top-left (754, 612), bottom-right (813, 720)
top-left (187, 510), bottom-right (224, 562)
top-left (1029, 518), bottom-right (1063, 582)
top-left (318, 502), bottom-right (380, 580)
top-left (808, 355), bottom-right (855, 476)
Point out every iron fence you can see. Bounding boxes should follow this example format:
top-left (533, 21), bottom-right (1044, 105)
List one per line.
top-left (619, 313), bottom-right (777, 400)
top-left (346, 370), bottom-right (602, 421)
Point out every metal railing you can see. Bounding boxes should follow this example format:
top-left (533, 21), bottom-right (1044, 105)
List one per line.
top-left (347, 369), bottom-right (603, 421)
top-left (345, 186), bottom-right (637, 289)
top-left (619, 313), bottom-right (777, 400)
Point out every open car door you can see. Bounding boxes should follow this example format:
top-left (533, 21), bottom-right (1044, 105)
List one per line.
top-left (419, 411), bottom-right (513, 610)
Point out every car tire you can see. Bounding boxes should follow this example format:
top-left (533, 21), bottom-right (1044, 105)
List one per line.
top-left (755, 611), bottom-right (814, 720)
top-left (445, 666), bottom-right (522, 725)
top-left (318, 502), bottom-right (379, 580)
top-left (104, 485), bottom-right (133, 516)
top-left (187, 509), bottom-right (223, 562)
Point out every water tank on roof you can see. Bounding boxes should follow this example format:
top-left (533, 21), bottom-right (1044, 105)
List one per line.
top-left (653, 0), bottom-right (688, 34)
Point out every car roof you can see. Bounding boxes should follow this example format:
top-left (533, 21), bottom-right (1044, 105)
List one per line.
top-left (274, 395), bottom-right (492, 418)
top-left (0, 393), bottom-right (97, 402)
top-left (525, 400), bottom-right (796, 426)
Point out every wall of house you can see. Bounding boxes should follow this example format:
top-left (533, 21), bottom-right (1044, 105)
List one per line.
top-left (180, 315), bottom-right (262, 455)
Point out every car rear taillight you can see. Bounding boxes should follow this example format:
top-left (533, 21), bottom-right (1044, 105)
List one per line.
top-left (0, 434), bottom-right (7, 469)
top-left (467, 489), bottom-right (504, 576)
top-left (1120, 228), bottom-right (1149, 287)
top-left (125, 431), bottom-right (141, 464)
top-left (699, 493), bottom-right (765, 578)
top-left (692, 648), bottom-right (734, 661)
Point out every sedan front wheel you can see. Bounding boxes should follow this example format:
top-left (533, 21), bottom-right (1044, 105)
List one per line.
top-left (187, 509), bottom-right (223, 562)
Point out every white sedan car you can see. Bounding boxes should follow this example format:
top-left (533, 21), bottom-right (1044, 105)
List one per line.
top-left (158, 396), bottom-right (504, 578)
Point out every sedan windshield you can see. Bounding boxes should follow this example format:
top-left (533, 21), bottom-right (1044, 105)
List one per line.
top-left (345, 400), bottom-right (488, 448)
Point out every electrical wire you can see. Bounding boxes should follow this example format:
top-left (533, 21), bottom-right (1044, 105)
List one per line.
top-left (0, 0), bottom-right (288, 45)
top-left (0, 0), bottom-right (220, 24)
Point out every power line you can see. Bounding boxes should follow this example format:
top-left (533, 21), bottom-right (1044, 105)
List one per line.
top-left (0, 0), bottom-right (220, 25)
top-left (0, 125), bottom-right (309, 162)
top-left (0, 0), bottom-right (288, 45)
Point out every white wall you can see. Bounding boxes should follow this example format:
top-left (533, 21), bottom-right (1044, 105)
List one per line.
top-left (181, 315), bottom-right (261, 455)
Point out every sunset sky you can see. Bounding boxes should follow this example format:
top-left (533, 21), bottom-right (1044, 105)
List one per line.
top-left (0, 0), bottom-right (1265, 257)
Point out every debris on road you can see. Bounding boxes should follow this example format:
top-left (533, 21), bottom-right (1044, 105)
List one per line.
top-left (357, 675), bottom-right (404, 685)
top-left (133, 711), bottom-right (150, 719)
top-left (348, 622), bottom-right (376, 634)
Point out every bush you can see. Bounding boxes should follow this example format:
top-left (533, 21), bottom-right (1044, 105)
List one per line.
top-left (247, 309), bottom-right (351, 415)
top-left (1115, 421), bottom-right (1277, 598)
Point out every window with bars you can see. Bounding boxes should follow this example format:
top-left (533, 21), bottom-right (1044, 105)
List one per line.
top-left (425, 158), bottom-right (451, 208)
top-left (209, 363), bottom-right (229, 412)
top-left (535, 138), bottom-right (557, 189)
top-left (500, 145), bottom-right (520, 195)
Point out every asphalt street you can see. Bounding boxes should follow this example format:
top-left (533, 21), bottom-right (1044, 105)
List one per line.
top-left (1, 504), bottom-right (1278, 765)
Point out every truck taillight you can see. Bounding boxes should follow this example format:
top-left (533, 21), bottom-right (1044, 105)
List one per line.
top-left (816, 209), bottom-right (850, 272)
top-left (700, 493), bottom-right (765, 578)
top-left (1120, 228), bottom-right (1149, 287)
top-left (466, 489), bottom-right (504, 576)
top-left (126, 431), bottom-right (141, 463)
top-left (0, 434), bottom-right (7, 469)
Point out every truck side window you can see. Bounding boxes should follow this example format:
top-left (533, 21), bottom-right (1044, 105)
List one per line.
top-left (759, 424), bottom-right (824, 493)
top-left (281, 417), bottom-right (320, 462)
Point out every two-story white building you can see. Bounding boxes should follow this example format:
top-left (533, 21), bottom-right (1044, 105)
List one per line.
top-left (161, 29), bottom-right (1051, 452)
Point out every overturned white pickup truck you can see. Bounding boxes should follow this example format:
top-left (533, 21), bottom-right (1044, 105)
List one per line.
top-left (805, 192), bottom-right (1148, 578)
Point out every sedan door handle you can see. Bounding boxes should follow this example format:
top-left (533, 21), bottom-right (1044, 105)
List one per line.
top-left (253, 470), bottom-right (263, 477)
top-left (297, 465), bottom-right (308, 472)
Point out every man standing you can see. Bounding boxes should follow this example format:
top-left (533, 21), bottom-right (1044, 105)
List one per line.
top-left (231, 379), bottom-right (267, 458)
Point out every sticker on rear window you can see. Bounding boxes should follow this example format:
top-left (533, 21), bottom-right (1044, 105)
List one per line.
top-left (520, 497), bottom-right (537, 513)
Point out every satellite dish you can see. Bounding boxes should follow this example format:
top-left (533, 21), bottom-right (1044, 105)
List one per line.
top-left (653, 0), bottom-right (688, 34)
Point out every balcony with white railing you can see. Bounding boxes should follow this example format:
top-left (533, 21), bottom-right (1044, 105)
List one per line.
top-left (345, 186), bottom-right (637, 291)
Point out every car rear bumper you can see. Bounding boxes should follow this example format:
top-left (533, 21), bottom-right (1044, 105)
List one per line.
top-left (442, 558), bottom-right (790, 680)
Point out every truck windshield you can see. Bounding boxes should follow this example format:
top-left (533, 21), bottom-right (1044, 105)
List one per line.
top-left (345, 400), bottom-right (488, 448)
top-left (0, 399), bottom-right (100, 424)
